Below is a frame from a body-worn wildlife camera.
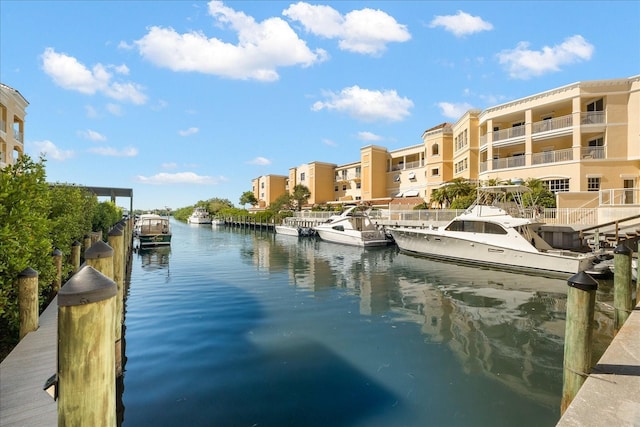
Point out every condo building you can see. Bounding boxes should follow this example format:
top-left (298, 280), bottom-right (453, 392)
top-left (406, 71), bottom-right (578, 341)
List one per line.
top-left (252, 76), bottom-right (639, 210)
top-left (0, 83), bottom-right (28, 168)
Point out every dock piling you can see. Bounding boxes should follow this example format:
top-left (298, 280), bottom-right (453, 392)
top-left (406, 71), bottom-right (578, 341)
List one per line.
top-left (613, 243), bottom-right (633, 333)
top-left (18, 267), bottom-right (39, 340)
top-left (561, 271), bottom-right (598, 414)
top-left (57, 265), bottom-right (117, 427)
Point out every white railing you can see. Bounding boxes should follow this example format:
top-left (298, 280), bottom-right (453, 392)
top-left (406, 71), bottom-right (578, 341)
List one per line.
top-left (531, 114), bottom-right (573, 134)
top-left (542, 208), bottom-right (598, 225)
top-left (492, 126), bottom-right (525, 142)
top-left (492, 156), bottom-right (526, 170)
top-left (531, 148), bottom-right (573, 165)
top-left (581, 111), bottom-right (605, 125)
top-left (600, 188), bottom-right (639, 206)
top-left (581, 146), bottom-right (606, 159)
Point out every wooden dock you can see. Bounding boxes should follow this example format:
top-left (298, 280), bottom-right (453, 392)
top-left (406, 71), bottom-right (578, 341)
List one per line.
top-left (557, 298), bottom-right (640, 426)
top-left (0, 297), bottom-right (57, 426)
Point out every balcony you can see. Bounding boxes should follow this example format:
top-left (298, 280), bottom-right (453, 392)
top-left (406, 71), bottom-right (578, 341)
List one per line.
top-left (581, 146), bottom-right (606, 159)
top-left (492, 125), bottom-right (525, 143)
top-left (481, 155), bottom-right (526, 171)
top-left (532, 114), bottom-right (573, 134)
top-left (531, 148), bottom-right (573, 165)
top-left (580, 111), bottom-right (605, 125)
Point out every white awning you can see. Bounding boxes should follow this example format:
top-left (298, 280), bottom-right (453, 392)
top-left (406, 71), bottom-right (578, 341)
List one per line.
top-left (395, 192), bottom-right (404, 197)
top-left (408, 172), bottom-right (416, 179)
top-left (403, 190), bottom-right (420, 197)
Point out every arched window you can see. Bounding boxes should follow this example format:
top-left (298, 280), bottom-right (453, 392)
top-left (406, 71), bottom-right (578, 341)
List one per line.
top-left (431, 143), bottom-right (439, 156)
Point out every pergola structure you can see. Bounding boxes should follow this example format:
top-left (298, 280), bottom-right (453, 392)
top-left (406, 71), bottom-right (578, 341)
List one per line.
top-left (84, 186), bottom-right (133, 215)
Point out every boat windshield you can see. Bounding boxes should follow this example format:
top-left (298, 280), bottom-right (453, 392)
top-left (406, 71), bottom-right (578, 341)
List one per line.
top-left (445, 220), bottom-right (507, 234)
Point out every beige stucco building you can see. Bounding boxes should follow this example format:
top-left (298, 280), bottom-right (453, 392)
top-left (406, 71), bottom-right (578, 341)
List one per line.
top-left (0, 83), bottom-right (28, 168)
top-left (252, 76), bottom-right (639, 210)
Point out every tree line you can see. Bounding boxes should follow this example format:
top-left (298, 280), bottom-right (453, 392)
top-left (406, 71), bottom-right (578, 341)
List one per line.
top-left (0, 155), bottom-right (122, 359)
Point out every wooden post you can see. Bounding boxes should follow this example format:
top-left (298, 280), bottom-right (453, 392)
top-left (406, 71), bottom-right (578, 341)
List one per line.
top-left (52, 248), bottom-right (63, 292)
top-left (83, 234), bottom-right (92, 253)
top-left (84, 240), bottom-right (114, 280)
top-left (58, 265), bottom-right (117, 427)
top-left (71, 240), bottom-right (81, 274)
top-left (108, 225), bottom-right (125, 377)
top-left (613, 243), bottom-right (633, 333)
top-left (561, 271), bottom-right (598, 415)
top-left (18, 267), bottom-right (39, 340)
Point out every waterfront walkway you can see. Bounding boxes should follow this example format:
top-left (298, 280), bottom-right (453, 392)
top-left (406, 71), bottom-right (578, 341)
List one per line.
top-left (557, 299), bottom-right (640, 427)
top-left (0, 297), bottom-right (57, 426)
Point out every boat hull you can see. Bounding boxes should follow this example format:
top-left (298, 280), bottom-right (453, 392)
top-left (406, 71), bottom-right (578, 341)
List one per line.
top-left (389, 228), bottom-right (593, 277)
top-left (314, 228), bottom-right (390, 247)
top-left (275, 225), bottom-right (301, 237)
top-left (139, 234), bottom-right (172, 247)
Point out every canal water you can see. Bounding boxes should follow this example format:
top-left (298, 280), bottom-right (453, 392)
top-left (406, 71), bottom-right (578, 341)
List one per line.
top-left (120, 219), bottom-right (615, 427)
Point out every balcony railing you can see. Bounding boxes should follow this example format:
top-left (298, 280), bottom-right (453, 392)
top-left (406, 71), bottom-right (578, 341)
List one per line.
top-left (581, 146), bottom-right (606, 159)
top-left (599, 188), bottom-right (639, 205)
top-left (390, 159), bottom-right (423, 172)
top-left (492, 125), bottom-right (525, 142)
top-left (14, 130), bottom-right (23, 142)
top-left (531, 114), bottom-right (573, 134)
top-left (580, 111), bottom-right (605, 125)
top-left (335, 173), bottom-right (361, 182)
top-left (531, 148), bottom-right (573, 165)
top-left (492, 156), bottom-right (526, 170)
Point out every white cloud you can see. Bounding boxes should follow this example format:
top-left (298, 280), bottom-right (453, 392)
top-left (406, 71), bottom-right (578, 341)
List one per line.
top-left (312, 85), bottom-right (413, 122)
top-left (30, 140), bottom-right (75, 161)
top-left (87, 146), bottom-right (138, 157)
top-left (41, 47), bottom-right (147, 104)
top-left (106, 103), bottom-right (123, 116)
top-left (178, 127), bottom-right (199, 136)
top-left (247, 156), bottom-right (271, 165)
top-left (134, 1), bottom-right (327, 81)
top-left (85, 105), bottom-right (99, 118)
top-left (437, 102), bottom-right (474, 119)
top-left (134, 172), bottom-right (226, 185)
top-left (162, 162), bottom-right (178, 169)
top-left (322, 138), bottom-right (337, 147)
top-left (78, 129), bottom-right (107, 142)
top-left (357, 131), bottom-right (382, 141)
top-left (429, 10), bottom-right (493, 37)
top-left (283, 3), bottom-right (410, 55)
top-left (497, 35), bottom-right (594, 79)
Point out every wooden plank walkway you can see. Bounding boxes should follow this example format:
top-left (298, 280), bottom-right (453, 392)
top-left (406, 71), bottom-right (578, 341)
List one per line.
top-left (0, 297), bottom-right (57, 427)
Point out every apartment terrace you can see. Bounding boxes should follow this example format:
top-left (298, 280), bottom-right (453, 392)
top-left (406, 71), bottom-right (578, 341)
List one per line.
top-left (479, 111), bottom-right (607, 172)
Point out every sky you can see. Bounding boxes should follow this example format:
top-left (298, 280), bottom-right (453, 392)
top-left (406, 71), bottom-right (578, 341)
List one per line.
top-left (1, 1), bottom-right (638, 211)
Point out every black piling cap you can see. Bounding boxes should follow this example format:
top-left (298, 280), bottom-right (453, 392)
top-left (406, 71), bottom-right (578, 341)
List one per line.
top-left (52, 248), bottom-right (62, 257)
top-left (108, 226), bottom-right (123, 237)
top-left (18, 267), bottom-right (38, 278)
top-left (58, 265), bottom-right (117, 306)
top-left (84, 240), bottom-right (114, 259)
top-left (72, 240), bottom-right (81, 247)
top-left (614, 243), bottom-right (631, 255)
top-left (567, 271), bottom-right (598, 291)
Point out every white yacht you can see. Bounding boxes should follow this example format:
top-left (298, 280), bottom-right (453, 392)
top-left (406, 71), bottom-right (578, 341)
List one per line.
top-left (388, 185), bottom-right (596, 277)
top-left (187, 207), bottom-right (212, 224)
top-left (313, 205), bottom-right (392, 247)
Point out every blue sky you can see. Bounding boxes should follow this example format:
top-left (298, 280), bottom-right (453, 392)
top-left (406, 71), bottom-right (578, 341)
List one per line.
top-left (2, 1), bottom-right (638, 211)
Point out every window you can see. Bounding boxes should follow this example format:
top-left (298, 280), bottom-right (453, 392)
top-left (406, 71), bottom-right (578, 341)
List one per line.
top-left (342, 184), bottom-right (347, 191)
top-left (431, 168), bottom-right (439, 177)
top-left (588, 137), bottom-right (604, 147)
top-left (261, 182), bottom-right (264, 188)
top-left (300, 172), bottom-right (305, 181)
top-left (334, 186), bottom-right (338, 191)
top-left (356, 182), bottom-right (361, 189)
top-left (431, 143), bottom-right (439, 156)
top-left (544, 179), bottom-right (569, 193)
top-left (587, 177), bottom-right (601, 192)
top-left (586, 98), bottom-right (604, 112)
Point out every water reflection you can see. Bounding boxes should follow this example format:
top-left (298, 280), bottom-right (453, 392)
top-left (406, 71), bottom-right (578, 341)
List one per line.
top-left (137, 246), bottom-right (171, 278)
top-left (249, 234), bottom-right (615, 410)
